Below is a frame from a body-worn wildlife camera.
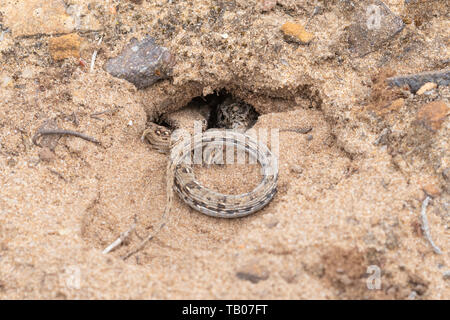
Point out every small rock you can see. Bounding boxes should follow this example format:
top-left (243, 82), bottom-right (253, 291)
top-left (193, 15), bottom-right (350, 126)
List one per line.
top-left (297, 126), bottom-right (313, 134)
top-left (387, 69), bottom-right (450, 93)
top-left (39, 147), bottom-right (56, 162)
top-left (280, 269), bottom-right (298, 284)
top-left (3, 0), bottom-right (75, 37)
top-left (416, 100), bottom-right (449, 131)
top-left (265, 218), bottom-right (279, 228)
top-left (281, 22), bottom-right (314, 44)
top-left (306, 263), bottom-right (325, 278)
top-left (306, 134), bottom-right (313, 141)
top-left (347, 0), bottom-right (404, 56)
top-left (382, 98), bottom-right (404, 114)
top-left (422, 183), bottom-right (441, 198)
top-left (48, 33), bottom-right (81, 61)
top-left (402, 16), bottom-right (413, 24)
top-left (407, 291), bottom-right (418, 300)
top-left (385, 231), bottom-right (400, 250)
top-left (21, 67), bottom-right (34, 79)
top-left (1, 75), bottom-right (13, 88)
top-left (290, 164), bottom-right (303, 174)
top-left (416, 82), bottom-right (437, 95)
top-left (391, 98), bottom-right (405, 109)
top-left (374, 128), bottom-right (391, 145)
top-left (105, 37), bottom-right (175, 89)
top-left (236, 260), bottom-right (270, 284)
top-left (7, 158), bottom-right (16, 167)
top-left (408, 274), bottom-right (428, 296)
top-left (442, 168), bottom-right (450, 181)
top-left (261, 0), bottom-right (277, 12)
top-left (337, 274), bottom-right (353, 286)
top-left (386, 286), bottom-right (398, 297)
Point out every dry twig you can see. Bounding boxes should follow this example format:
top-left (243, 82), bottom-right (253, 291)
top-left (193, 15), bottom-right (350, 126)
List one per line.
top-left (121, 220), bottom-right (167, 260)
top-left (90, 36), bottom-right (103, 73)
top-left (420, 196), bottom-right (443, 255)
top-left (32, 129), bottom-right (100, 146)
top-left (280, 127), bottom-right (313, 134)
top-left (102, 216), bottom-right (137, 254)
top-left (90, 106), bottom-right (121, 120)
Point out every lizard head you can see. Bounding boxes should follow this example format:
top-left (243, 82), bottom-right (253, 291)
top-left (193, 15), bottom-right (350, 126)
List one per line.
top-left (142, 123), bottom-right (173, 153)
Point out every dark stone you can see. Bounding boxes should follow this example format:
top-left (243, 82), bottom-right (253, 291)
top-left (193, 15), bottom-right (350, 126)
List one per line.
top-left (387, 69), bottom-right (450, 93)
top-left (347, 0), bottom-right (404, 57)
top-left (442, 168), bottom-right (450, 181)
top-left (235, 260), bottom-right (270, 284)
top-left (105, 37), bottom-right (175, 89)
top-left (236, 271), bottom-right (269, 284)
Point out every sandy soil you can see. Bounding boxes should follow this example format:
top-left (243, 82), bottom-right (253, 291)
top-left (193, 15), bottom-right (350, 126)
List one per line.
top-left (0, 0), bottom-right (448, 299)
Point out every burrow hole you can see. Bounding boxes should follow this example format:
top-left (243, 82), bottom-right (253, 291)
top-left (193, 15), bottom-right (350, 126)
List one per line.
top-left (155, 89), bottom-right (259, 131)
top-left (155, 90), bottom-right (262, 195)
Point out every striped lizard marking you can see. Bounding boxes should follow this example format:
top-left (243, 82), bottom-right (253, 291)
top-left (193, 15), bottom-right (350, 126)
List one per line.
top-left (143, 123), bottom-right (278, 218)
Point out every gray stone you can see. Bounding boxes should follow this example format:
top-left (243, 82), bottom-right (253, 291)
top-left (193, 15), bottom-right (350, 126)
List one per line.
top-left (105, 37), bottom-right (175, 89)
top-left (387, 69), bottom-right (450, 93)
top-left (347, 0), bottom-right (404, 57)
top-left (442, 168), bottom-right (450, 181)
top-left (236, 260), bottom-right (270, 284)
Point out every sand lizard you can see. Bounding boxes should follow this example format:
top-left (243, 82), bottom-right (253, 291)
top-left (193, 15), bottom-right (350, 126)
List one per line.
top-left (142, 122), bottom-right (278, 219)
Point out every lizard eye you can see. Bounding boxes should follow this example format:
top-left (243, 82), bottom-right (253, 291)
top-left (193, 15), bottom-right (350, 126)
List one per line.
top-left (156, 130), bottom-right (161, 135)
top-left (164, 131), bottom-right (170, 136)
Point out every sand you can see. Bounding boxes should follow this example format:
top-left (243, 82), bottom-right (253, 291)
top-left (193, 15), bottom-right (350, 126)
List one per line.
top-left (0, 0), bottom-right (448, 299)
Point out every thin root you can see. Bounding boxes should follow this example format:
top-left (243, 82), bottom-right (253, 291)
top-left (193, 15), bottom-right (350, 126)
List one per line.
top-left (90, 106), bottom-right (121, 119)
top-left (121, 156), bottom-right (175, 260)
top-left (280, 127), bottom-right (313, 134)
top-left (102, 216), bottom-right (137, 254)
top-left (420, 196), bottom-right (443, 255)
top-left (121, 221), bottom-right (166, 260)
top-left (90, 36), bottom-right (103, 73)
top-left (32, 129), bottom-right (101, 146)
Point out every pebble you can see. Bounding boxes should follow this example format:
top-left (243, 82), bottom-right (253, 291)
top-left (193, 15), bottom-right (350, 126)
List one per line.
top-left (236, 260), bottom-right (270, 284)
top-left (21, 66), bottom-right (35, 79)
top-left (261, 0), bottom-right (277, 12)
top-left (416, 82), bottom-right (437, 95)
top-left (346, 0), bottom-right (404, 56)
top-left (442, 168), bottom-right (450, 181)
top-left (389, 98), bottom-right (405, 111)
top-left (402, 17), bottom-right (413, 24)
top-left (407, 291), bottom-right (418, 300)
top-left (3, 0), bottom-right (74, 37)
top-left (421, 183), bottom-right (441, 198)
top-left (290, 164), bottom-right (303, 174)
top-left (39, 147), bottom-right (56, 162)
top-left (3, 1), bottom-right (102, 37)
top-left (416, 100), bottom-right (449, 131)
top-left (387, 69), bottom-right (450, 93)
top-left (7, 158), bottom-right (16, 167)
top-left (1, 75), bottom-right (13, 88)
top-left (281, 22), bottom-right (314, 44)
top-left (48, 33), bottom-right (81, 61)
top-left (105, 37), bottom-right (175, 89)
top-left (264, 214), bottom-right (279, 228)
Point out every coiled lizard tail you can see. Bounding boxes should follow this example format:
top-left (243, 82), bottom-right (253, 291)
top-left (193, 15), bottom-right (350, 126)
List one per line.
top-left (123, 125), bottom-right (278, 259)
top-left (169, 129), bottom-right (278, 218)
